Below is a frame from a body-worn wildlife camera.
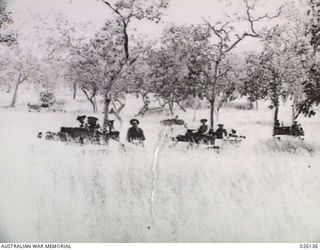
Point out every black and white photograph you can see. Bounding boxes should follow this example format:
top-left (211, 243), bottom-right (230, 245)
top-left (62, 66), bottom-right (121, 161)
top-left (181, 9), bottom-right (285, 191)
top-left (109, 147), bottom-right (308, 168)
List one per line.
top-left (0, 0), bottom-right (319, 244)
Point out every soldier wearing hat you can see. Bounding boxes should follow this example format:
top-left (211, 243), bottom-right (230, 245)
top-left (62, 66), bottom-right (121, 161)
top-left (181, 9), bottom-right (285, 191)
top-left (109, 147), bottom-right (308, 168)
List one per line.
top-left (107, 120), bottom-right (115, 132)
top-left (291, 120), bottom-right (304, 136)
top-left (197, 119), bottom-right (209, 135)
top-left (77, 115), bottom-right (86, 128)
top-left (86, 116), bottom-right (100, 130)
top-left (127, 119), bottom-right (145, 143)
top-left (215, 124), bottom-right (228, 139)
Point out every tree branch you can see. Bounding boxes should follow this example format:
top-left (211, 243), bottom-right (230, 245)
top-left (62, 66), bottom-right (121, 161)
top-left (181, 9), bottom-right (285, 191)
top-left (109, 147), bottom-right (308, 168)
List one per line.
top-left (100, 0), bottom-right (130, 61)
top-left (100, 0), bottom-right (124, 19)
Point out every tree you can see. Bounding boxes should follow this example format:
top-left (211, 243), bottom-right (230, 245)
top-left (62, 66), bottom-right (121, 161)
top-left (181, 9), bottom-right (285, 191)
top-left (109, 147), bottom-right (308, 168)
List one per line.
top-left (243, 18), bottom-right (310, 134)
top-left (0, 1), bottom-right (16, 46)
top-left (308, 0), bottom-right (320, 51)
top-left (240, 53), bottom-right (268, 110)
top-left (67, 43), bottom-right (102, 113)
top-left (145, 25), bottom-right (202, 114)
top-left (297, 0), bottom-right (320, 117)
top-left (143, 24), bottom-right (244, 118)
top-left (44, 17), bottom-right (91, 100)
top-left (202, 0), bottom-right (283, 130)
top-left (94, 0), bottom-right (168, 129)
top-left (0, 46), bottom-right (45, 107)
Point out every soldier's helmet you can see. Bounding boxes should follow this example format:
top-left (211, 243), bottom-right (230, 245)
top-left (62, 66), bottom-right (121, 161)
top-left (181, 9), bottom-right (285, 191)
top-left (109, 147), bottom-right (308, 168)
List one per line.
top-left (200, 119), bottom-right (208, 123)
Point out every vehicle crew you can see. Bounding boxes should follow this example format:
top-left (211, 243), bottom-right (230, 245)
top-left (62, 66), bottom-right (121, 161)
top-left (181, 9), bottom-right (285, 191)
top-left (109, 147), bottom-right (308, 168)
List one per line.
top-left (127, 119), bottom-right (145, 144)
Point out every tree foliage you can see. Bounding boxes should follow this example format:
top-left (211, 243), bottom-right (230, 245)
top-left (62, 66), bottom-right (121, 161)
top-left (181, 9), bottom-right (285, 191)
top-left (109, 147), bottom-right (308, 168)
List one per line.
top-left (0, 1), bottom-right (15, 46)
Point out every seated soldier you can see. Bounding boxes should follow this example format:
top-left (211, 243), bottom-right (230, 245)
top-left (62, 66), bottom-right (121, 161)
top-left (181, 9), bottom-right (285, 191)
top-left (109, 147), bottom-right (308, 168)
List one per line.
top-left (107, 120), bottom-right (115, 132)
top-left (77, 115), bottom-right (86, 128)
top-left (215, 124), bottom-right (228, 139)
top-left (291, 121), bottom-right (299, 130)
top-left (197, 119), bottom-right (209, 135)
top-left (292, 121), bottom-right (304, 136)
top-left (86, 116), bottom-right (100, 130)
top-left (127, 119), bottom-right (145, 143)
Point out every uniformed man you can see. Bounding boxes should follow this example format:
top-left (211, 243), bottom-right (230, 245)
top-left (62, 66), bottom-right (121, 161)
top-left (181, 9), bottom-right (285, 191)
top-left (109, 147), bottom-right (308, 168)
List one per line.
top-left (292, 121), bottom-right (304, 136)
top-left (77, 115), bottom-right (86, 128)
top-left (197, 119), bottom-right (209, 135)
top-left (127, 119), bottom-right (145, 144)
top-left (86, 116), bottom-right (100, 130)
top-left (107, 120), bottom-right (115, 132)
top-left (215, 124), bottom-right (228, 139)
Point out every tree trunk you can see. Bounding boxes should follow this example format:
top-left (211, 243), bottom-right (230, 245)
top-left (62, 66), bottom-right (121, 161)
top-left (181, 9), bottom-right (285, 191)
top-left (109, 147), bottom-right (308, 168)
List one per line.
top-left (136, 95), bottom-right (148, 116)
top-left (73, 83), bottom-right (77, 100)
top-left (210, 61), bottom-right (219, 131)
top-left (255, 100), bottom-right (259, 110)
top-left (168, 100), bottom-right (174, 115)
top-left (272, 75), bottom-right (280, 136)
top-left (216, 99), bottom-right (223, 124)
top-left (248, 100), bottom-right (254, 110)
top-left (88, 98), bottom-right (97, 113)
top-left (111, 96), bottom-right (125, 123)
top-left (274, 104), bottom-right (279, 124)
top-left (93, 102), bottom-right (97, 113)
top-left (273, 99), bottom-right (279, 136)
top-left (136, 103), bottom-right (148, 116)
top-left (291, 104), bottom-right (295, 125)
top-left (114, 103), bottom-right (125, 123)
top-left (292, 96), bottom-right (297, 124)
top-left (93, 96), bottom-right (98, 113)
top-left (176, 102), bottom-right (186, 112)
top-left (103, 93), bottom-right (111, 130)
top-left (209, 98), bottom-right (215, 130)
top-left (81, 88), bottom-right (97, 113)
top-left (10, 81), bottom-right (21, 108)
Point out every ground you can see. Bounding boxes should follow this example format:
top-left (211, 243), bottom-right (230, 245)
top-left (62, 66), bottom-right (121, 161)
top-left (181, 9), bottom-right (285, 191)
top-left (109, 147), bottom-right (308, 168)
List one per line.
top-left (0, 88), bottom-right (320, 242)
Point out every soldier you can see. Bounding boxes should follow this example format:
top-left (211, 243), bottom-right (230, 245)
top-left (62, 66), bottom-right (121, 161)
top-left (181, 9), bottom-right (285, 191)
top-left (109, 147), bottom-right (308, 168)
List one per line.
top-left (77, 115), bottom-right (86, 128)
top-left (86, 116), bottom-right (100, 130)
top-left (291, 121), bottom-right (299, 130)
top-left (107, 120), bottom-right (115, 132)
top-left (127, 119), bottom-right (145, 144)
top-left (197, 119), bottom-right (209, 135)
top-left (215, 124), bottom-right (228, 139)
top-left (292, 121), bottom-right (304, 136)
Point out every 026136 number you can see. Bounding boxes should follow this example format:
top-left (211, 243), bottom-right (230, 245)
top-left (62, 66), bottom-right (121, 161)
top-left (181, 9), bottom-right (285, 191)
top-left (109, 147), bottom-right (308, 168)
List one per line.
top-left (300, 244), bottom-right (319, 249)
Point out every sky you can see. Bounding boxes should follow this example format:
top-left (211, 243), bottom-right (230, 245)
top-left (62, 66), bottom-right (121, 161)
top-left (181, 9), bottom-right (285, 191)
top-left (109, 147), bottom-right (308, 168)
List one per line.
top-left (6, 0), bottom-right (303, 53)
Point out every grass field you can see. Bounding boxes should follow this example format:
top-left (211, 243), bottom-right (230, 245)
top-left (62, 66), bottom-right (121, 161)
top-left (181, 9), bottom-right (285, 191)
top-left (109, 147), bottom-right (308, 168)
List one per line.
top-left (0, 89), bottom-right (320, 242)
